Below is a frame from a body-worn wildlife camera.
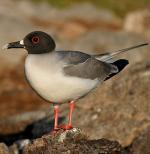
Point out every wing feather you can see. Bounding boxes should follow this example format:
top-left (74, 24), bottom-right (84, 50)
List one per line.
top-left (94, 43), bottom-right (148, 63)
top-left (64, 57), bottom-right (118, 80)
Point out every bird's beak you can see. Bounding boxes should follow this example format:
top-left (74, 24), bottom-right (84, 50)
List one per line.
top-left (2, 40), bottom-right (24, 50)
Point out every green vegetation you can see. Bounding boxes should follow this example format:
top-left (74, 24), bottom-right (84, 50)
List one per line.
top-left (32, 0), bottom-right (150, 17)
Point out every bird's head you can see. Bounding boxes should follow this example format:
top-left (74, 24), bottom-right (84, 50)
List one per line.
top-left (2, 31), bottom-right (56, 54)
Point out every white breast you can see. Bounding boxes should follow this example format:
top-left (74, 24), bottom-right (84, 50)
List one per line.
top-left (25, 53), bottom-right (99, 103)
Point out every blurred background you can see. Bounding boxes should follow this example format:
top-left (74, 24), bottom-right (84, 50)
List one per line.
top-left (0, 0), bottom-right (150, 149)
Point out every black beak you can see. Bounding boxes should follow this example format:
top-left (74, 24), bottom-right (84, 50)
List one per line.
top-left (2, 41), bottom-right (24, 49)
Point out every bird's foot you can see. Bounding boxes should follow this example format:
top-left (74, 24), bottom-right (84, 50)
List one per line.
top-left (59, 124), bottom-right (73, 130)
top-left (50, 128), bottom-right (60, 136)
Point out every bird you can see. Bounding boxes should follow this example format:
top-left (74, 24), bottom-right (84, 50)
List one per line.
top-left (2, 31), bottom-right (148, 132)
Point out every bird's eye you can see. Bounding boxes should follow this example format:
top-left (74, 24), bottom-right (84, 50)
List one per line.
top-left (32, 36), bottom-right (40, 44)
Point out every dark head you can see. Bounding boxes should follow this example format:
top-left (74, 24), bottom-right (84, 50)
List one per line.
top-left (2, 31), bottom-right (56, 54)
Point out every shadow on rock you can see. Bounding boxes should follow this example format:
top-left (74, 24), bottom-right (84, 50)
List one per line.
top-left (0, 116), bottom-right (64, 146)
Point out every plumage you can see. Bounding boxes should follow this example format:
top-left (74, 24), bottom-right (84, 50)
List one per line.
top-left (25, 52), bottom-right (99, 103)
top-left (55, 50), bottom-right (91, 65)
top-left (64, 57), bottom-right (118, 80)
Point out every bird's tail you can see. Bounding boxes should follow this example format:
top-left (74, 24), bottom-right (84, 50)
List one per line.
top-left (94, 43), bottom-right (148, 63)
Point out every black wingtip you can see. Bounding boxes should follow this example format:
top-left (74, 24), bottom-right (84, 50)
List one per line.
top-left (113, 59), bottom-right (129, 72)
top-left (105, 59), bottom-right (129, 81)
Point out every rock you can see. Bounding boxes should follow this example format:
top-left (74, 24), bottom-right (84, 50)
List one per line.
top-left (56, 128), bottom-right (84, 142)
top-left (0, 110), bottom-right (48, 135)
top-left (0, 143), bottom-right (9, 154)
top-left (58, 21), bottom-right (88, 40)
top-left (20, 2), bottom-right (121, 31)
top-left (9, 144), bottom-right (18, 154)
top-left (23, 128), bottom-right (129, 154)
top-left (9, 139), bottom-right (30, 154)
top-left (2, 127), bottom-right (150, 154)
top-left (124, 9), bottom-right (150, 39)
top-left (131, 127), bottom-right (150, 154)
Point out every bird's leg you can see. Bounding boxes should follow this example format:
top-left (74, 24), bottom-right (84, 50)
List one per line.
top-left (68, 101), bottom-right (74, 128)
top-left (59, 101), bottom-right (74, 130)
top-left (53, 105), bottom-right (59, 131)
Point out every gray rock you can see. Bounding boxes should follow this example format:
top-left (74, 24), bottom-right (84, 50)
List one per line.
top-left (23, 128), bottom-right (129, 154)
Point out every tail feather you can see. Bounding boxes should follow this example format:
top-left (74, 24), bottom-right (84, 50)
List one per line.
top-left (94, 43), bottom-right (148, 63)
top-left (105, 59), bottom-right (129, 81)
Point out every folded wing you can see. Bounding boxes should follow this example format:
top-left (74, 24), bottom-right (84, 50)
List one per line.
top-left (64, 57), bottom-right (118, 81)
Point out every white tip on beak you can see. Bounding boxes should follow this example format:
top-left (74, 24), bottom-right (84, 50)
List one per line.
top-left (20, 40), bottom-right (24, 45)
top-left (2, 43), bottom-right (9, 50)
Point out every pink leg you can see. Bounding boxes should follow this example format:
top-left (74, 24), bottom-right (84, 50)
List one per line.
top-left (68, 101), bottom-right (74, 127)
top-left (54, 105), bottom-right (59, 130)
top-left (59, 101), bottom-right (74, 130)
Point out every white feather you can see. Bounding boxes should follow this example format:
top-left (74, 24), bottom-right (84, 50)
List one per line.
top-left (25, 53), bottom-right (99, 103)
top-left (20, 40), bottom-right (24, 45)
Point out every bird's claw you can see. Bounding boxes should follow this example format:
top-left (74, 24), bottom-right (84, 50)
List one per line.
top-left (59, 124), bottom-right (73, 130)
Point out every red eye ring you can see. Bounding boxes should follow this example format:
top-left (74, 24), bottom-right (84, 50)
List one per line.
top-left (32, 36), bottom-right (40, 44)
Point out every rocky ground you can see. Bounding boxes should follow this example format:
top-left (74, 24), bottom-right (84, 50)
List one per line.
top-left (0, 0), bottom-right (150, 153)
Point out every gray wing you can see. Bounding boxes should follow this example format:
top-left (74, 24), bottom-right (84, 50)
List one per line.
top-left (56, 50), bottom-right (118, 80)
top-left (55, 50), bottom-right (91, 65)
top-left (57, 43), bottom-right (148, 80)
top-left (63, 57), bottom-right (118, 80)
